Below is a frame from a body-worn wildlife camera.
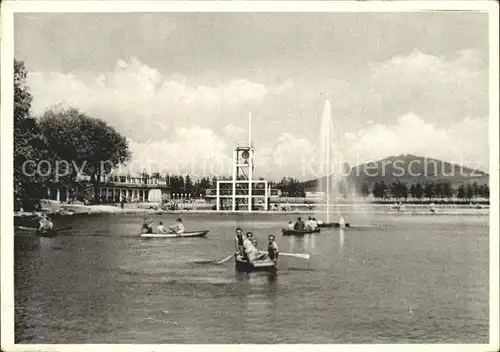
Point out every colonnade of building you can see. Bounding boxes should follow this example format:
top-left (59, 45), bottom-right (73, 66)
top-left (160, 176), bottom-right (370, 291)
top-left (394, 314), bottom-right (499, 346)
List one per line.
top-left (99, 187), bottom-right (150, 202)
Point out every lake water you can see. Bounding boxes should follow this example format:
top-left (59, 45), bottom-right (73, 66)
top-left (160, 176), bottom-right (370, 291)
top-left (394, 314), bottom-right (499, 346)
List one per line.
top-left (14, 212), bottom-right (489, 343)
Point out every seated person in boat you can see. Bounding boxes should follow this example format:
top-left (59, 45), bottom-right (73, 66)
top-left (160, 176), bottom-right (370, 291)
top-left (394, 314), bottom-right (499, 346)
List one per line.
top-left (38, 214), bottom-right (54, 231)
top-left (169, 218), bottom-right (185, 235)
top-left (234, 227), bottom-right (245, 254)
top-left (293, 217), bottom-right (305, 231)
top-left (287, 221), bottom-right (295, 230)
top-left (305, 217), bottom-right (314, 230)
top-left (251, 239), bottom-right (259, 249)
top-left (268, 235), bottom-right (279, 261)
top-left (157, 221), bottom-right (166, 233)
top-left (311, 218), bottom-right (318, 229)
top-left (142, 218), bottom-right (153, 234)
top-left (243, 235), bottom-right (267, 263)
top-left (246, 232), bottom-right (254, 240)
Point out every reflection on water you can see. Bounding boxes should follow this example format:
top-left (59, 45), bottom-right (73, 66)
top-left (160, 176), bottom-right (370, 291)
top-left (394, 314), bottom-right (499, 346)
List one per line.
top-left (14, 212), bottom-right (489, 343)
top-left (303, 234), bottom-right (316, 249)
top-left (339, 228), bottom-right (345, 252)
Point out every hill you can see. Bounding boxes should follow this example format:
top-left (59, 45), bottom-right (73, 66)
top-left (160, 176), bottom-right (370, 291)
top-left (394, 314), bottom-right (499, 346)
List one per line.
top-left (303, 154), bottom-right (489, 192)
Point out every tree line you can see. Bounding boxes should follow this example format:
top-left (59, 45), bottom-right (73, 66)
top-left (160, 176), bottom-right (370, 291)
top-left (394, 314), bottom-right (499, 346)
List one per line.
top-left (370, 180), bottom-right (489, 201)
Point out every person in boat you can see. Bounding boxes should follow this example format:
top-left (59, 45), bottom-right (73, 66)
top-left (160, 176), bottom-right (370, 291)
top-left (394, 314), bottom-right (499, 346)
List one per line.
top-left (234, 227), bottom-right (245, 254)
top-left (251, 238), bottom-right (259, 249)
top-left (305, 217), bottom-right (314, 231)
top-left (311, 218), bottom-right (318, 229)
top-left (293, 217), bottom-right (305, 231)
top-left (169, 218), bottom-right (185, 236)
top-left (246, 232), bottom-right (254, 240)
top-left (142, 218), bottom-right (153, 234)
top-left (157, 221), bottom-right (166, 234)
top-left (38, 214), bottom-right (54, 231)
top-left (242, 234), bottom-right (262, 263)
top-left (268, 235), bottom-right (279, 262)
top-left (287, 221), bottom-right (294, 230)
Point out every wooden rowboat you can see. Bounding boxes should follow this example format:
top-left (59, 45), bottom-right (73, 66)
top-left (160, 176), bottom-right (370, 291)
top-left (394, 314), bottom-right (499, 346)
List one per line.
top-left (281, 228), bottom-right (321, 236)
top-left (235, 254), bottom-right (277, 272)
top-left (139, 230), bottom-right (209, 238)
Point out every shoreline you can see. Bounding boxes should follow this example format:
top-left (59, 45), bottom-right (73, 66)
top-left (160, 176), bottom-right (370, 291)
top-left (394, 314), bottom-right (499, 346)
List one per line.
top-left (13, 203), bottom-right (490, 217)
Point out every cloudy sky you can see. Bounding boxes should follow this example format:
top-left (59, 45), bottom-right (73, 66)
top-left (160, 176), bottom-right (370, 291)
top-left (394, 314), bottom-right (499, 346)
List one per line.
top-left (14, 12), bottom-right (489, 180)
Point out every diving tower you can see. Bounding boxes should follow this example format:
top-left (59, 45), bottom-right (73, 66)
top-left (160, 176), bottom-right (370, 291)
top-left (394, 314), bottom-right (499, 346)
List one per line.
top-left (216, 113), bottom-right (270, 211)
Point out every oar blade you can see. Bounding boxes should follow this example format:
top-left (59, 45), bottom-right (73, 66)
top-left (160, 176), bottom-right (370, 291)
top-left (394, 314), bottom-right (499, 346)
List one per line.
top-left (217, 254), bottom-right (234, 264)
top-left (279, 252), bottom-right (310, 260)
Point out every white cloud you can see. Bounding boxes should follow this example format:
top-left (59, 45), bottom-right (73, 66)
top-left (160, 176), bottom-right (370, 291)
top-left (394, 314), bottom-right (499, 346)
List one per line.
top-left (364, 50), bottom-right (487, 121)
top-left (121, 126), bottom-right (232, 178)
top-left (342, 113), bottom-right (489, 172)
top-left (27, 58), bottom-right (293, 142)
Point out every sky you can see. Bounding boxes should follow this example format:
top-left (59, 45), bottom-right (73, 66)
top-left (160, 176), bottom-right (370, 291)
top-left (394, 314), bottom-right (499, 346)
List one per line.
top-left (14, 11), bottom-right (490, 180)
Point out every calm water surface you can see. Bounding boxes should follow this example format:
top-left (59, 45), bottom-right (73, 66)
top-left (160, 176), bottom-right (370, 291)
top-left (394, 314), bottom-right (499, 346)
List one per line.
top-left (14, 213), bottom-right (489, 343)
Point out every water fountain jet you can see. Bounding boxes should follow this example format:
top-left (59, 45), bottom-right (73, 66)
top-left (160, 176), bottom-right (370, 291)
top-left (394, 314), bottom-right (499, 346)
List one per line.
top-left (315, 100), bottom-right (350, 228)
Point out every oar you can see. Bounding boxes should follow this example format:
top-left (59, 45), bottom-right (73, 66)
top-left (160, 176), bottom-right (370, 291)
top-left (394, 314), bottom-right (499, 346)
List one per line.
top-left (168, 226), bottom-right (181, 237)
top-left (217, 254), bottom-right (234, 264)
top-left (258, 250), bottom-right (310, 260)
top-left (280, 252), bottom-right (310, 260)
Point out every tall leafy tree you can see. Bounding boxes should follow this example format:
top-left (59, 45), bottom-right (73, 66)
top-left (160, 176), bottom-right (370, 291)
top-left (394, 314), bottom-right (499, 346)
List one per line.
top-left (466, 183), bottom-right (474, 201)
top-left (414, 183), bottom-right (424, 199)
top-left (424, 183), bottom-right (434, 200)
top-left (13, 59), bottom-right (50, 209)
top-left (457, 184), bottom-right (466, 199)
top-left (184, 174), bottom-right (193, 195)
top-left (38, 108), bottom-right (131, 201)
top-left (361, 182), bottom-right (370, 197)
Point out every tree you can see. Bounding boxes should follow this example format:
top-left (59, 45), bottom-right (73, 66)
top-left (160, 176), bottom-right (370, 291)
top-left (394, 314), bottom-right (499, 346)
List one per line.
top-left (13, 59), bottom-right (50, 210)
top-left (442, 182), bottom-right (452, 199)
top-left (483, 184), bottom-right (490, 198)
top-left (361, 182), bottom-right (370, 198)
top-left (413, 183), bottom-right (424, 199)
top-left (372, 181), bottom-right (386, 199)
top-left (38, 108), bottom-right (131, 201)
top-left (185, 174), bottom-right (193, 196)
top-left (424, 183), bottom-right (434, 200)
top-left (472, 182), bottom-right (479, 199)
top-left (434, 182), bottom-right (443, 198)
top-left (466, 183), bottom-right (474, 201)
top-left (457, 184), bottom-right (466, 199)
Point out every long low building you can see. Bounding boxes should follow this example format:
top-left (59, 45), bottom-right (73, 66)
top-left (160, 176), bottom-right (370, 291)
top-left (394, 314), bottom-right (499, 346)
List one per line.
top-left (98, 175), bottom-right (170, 203)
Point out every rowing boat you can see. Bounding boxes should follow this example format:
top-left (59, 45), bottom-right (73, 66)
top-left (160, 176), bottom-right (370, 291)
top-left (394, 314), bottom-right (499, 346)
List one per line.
top-left (281, 228), bottom-right (321, 236)
top-left (139, 230), bottom-right (209, 238)
top-left (235, 254), bottom-right (277, 272)
top-left (15, 226), bottom-right (70, 238)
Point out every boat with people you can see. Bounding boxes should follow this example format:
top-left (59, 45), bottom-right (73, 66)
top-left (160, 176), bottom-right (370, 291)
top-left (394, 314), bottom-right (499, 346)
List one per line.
top-left (139, 230), bottom-right (209, 238)
top-left (15, 225), bottom-right (71, 238)
top-left (281, 228), bottom-right (321, 236)
top-left (234, 253), bottom-right (277, 272)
